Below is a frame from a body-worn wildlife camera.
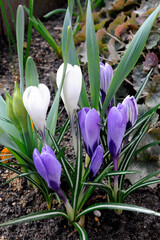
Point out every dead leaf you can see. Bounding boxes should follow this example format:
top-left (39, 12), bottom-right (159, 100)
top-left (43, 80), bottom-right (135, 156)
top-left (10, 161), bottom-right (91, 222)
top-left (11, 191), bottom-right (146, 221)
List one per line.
top-left (108, 12), bottom-right (126, 34)
top-left (143, 52), bottom-right (159, 71)
top-left (145, 75), bottom-right (160, 108)
top-left (107, 38), bottom-right (120, 62)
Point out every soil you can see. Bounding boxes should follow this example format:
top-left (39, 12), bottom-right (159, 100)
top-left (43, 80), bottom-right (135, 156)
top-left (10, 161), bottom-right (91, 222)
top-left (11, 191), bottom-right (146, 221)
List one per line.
top-left (0, 6), bottom-right (160, 240)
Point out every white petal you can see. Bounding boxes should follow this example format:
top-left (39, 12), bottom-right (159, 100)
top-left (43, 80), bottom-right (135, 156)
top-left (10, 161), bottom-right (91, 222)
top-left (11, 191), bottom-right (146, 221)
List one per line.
top-left (56, 63), bottom-right (73, 104)
top-left (63, 65), bottom-right (82, 114)
top-left (23, 84), bottom-right (50, 132)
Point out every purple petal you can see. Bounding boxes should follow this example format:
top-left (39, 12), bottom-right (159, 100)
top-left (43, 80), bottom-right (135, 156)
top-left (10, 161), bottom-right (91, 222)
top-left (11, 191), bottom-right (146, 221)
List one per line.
top-left (89, 145), bottom-right (103, 178)
top-left (41, 152), bottom-right (62, 191)
top-left (122, 96), bottom-right (138, 129)
top-left (33, 148), bottom-right (49, 184)
top-left (100, 62), bottom-right (113, 94)
top-left (41, 144), bottom-right (56, 159)
top-left (85, 108), bottom-right (101, 157)
top-left (107, 105), bottom-right (127, 158)
top-left (78, 107), bottom-right (90, 150)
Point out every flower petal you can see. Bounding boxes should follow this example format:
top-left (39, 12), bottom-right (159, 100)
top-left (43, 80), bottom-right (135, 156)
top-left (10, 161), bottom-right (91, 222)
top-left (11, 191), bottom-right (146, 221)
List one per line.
top-left (63, 65), bottom-right (82, 114)
top-left (85, 108), bottom-right (101, 157)
top-left (23, 84), bottom-right (50, 132)
top-left (89, 145), bottom-right (103, 178)
top-left (107, 104), bottom-right (126, 158)
top-left (41, 152), bottom-right (62, 191)
top-left (33, 148), bottom-right (49, 184)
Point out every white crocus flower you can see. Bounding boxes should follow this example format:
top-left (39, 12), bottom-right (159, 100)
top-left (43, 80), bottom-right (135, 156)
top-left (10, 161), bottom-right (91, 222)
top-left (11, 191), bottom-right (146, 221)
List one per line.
top-left (56, 63), bottom-right (82, 153)
top-left (23, 84), bottom-right (50, 142)
top-left (56, 63), bottom-right (82, 116)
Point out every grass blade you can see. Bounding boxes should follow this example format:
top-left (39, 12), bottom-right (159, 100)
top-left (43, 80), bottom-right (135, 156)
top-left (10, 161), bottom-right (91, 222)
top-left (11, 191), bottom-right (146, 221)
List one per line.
top-left (75, 203), bottom-right (160, 221)
top-left (0, 210), bottom-right (69, 227)
top-left (86, 0), bottom-right (100, 110)
top-left (16, 5), bottom-right (24, 94)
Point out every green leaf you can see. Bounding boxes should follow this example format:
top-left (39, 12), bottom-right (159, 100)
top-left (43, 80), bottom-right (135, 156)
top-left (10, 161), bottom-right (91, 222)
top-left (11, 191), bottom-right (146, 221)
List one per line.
top-left (0, 210), bottom-right (69, 227)
top-left (25, 57), bottom-right (39, 87)
top-left (0, 96), bottom-right (21, 140)
top-left (46, 26), bottom-right (72, 142)
top-left (72, 123), bottom-right (83, 216)
top-left (68, 0), bottom-right (74, 17)
top-left (24, 0), bottom-right (34, 64)
top-left (62, 7), bottom-right (89, 108)
top-left (73, 222), bottom-right (89, 240)
top-left (100, 4), bottom-right (160, 119)
top-left (16, 5), bottom-right (24, 94)
top-left (123, 170), bottom-right (160, 201)
top-left (0, 0), bottom-right (16, 50)
top-left (119, 114), bottom-right (154, 189)
top-left (78, 165), bottom-right (113, 211)
top-left (46, 129), bottom-right (74, 189)
top-left (75, 203), bottom-right (160, 221)
top-left (135, 69), bottom-right (153, 102)
top-left (24, 7), bottom-right (61, 58)
top-left (86, 0), bottom-right (100, 110)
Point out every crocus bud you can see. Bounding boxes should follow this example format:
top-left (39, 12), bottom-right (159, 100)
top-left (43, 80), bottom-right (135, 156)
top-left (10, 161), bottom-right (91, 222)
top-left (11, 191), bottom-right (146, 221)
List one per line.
top-left (13, 82), bottom-right (28, 132)
top-left (56, 63), bottom-right (82, 116)
top-left (107, 103), bottom-right (127, 161)
top-left (23, 84), bottom-right (50, 133)
top-left (33, 144), bottom-right (61, 191)
top-left (5, 90), bottom-right (22, 132)
top-left (122, 95), bottom-right (138, 130)
top-left (89, 145), bottom-right (103, 179)
top-left (100, 62), bottom-right (113, 104)
top-left (78, 107), bottom-right (101, 159)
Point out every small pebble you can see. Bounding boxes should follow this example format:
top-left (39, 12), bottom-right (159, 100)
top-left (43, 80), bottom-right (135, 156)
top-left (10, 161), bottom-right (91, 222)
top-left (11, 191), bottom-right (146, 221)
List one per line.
top-left (93, 210), bottom-right (101, 217)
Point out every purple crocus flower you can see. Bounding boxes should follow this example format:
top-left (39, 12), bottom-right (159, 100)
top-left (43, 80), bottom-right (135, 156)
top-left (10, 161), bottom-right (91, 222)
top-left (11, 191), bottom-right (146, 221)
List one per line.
top-left (107, 103), bottom-right (127, 163)
top-left (33, 144), bottom-right (61, 191)
top-left (89, 144), bottom-right (103, 179)
top-left (122, 95), bottom-right (138, 130)
top-left (107, 103), bottom-right (127, 195)
top-left (100, 62), bottom-right (113, 113)
top-left (78, 107), bottom-right (101, 159)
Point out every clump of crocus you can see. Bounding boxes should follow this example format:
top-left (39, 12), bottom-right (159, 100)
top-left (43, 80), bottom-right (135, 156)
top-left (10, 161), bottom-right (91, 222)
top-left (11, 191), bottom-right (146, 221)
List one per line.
top-left (78, 107), bottom-right (101, 159)
top-left (23, 84), bottom-right (50, 144)
top-left (107, 103), bottom-right (127, 198)
top-left (56, 63), bottom-right (82, 153)
top-left (33, 144), bottom-right (74, 221)
top-left (122, 95), bottom-right (138, 130)
top-left (100, 62), bottom-right (113, 114)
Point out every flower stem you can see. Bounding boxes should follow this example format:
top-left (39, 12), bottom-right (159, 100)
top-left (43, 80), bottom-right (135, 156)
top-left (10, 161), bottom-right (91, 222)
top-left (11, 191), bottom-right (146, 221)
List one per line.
top-left (69, 113), bottom-right (77, 154)
top-left (56, 188), bottom-right (74, 222)
top-left (113, 156), bottom-right (118, 202)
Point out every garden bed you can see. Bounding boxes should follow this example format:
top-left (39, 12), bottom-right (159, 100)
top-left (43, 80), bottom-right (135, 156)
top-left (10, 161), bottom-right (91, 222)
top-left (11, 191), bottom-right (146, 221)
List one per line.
top-left (0, 5), bottom-right (160, 240)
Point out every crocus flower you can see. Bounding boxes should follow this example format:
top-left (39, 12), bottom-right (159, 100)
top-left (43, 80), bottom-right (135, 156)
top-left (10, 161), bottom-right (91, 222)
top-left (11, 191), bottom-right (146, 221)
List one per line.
top-left (78, 107), bottom-right (101, 159)
top-left (107, 103), bottom-right (127, 196)
top-left (107, 103), bottom-right (127, 161)
top-left (56, 63), bottom-right (82, 116)
top-left (89, 145), bottom-right (103, 179)
top-left (56, 63), bottom-right (82, 153)
top-left (33, 144), bottom-right (61, 191)
top-left (23, 84), bottom-right (50, 135)
top-left (122, 95), bottom-right (138, 130)
top-left (100, 62), bottom-right (113, 114)
top-left (33, 145), bottom-right (74, 221)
